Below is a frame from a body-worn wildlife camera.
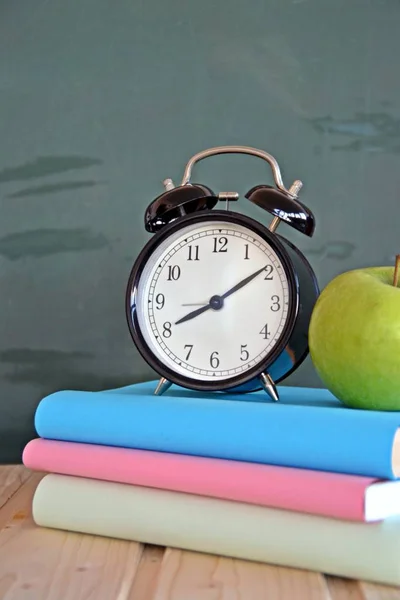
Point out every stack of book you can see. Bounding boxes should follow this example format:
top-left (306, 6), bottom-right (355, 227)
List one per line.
top-left (23, 380), bottom-right (400, 586)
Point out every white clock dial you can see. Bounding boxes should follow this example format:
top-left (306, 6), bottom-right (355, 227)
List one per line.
top-left (133, 220), bottom-right (291, 382)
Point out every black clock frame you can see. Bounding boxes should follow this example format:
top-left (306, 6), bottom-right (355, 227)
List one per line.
top-left (125, 210), bottom-right (319, 393)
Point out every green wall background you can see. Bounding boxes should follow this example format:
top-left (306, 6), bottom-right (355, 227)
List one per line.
top-left (1, 0), bottom-right (399, 462)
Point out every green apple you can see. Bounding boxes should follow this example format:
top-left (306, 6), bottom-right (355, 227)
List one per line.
top-left (309, 265), bottom-right (400, 411)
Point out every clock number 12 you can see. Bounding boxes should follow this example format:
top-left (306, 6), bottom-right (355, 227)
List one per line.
top-left (213, 237), bottom-right (228, 253)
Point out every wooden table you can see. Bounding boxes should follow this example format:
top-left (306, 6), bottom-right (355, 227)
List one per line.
top-left (0, 466), bottom-right (399, 599)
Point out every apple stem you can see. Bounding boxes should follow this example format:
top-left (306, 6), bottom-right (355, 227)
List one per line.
top-left (393, 255), bottom-right (400, 287)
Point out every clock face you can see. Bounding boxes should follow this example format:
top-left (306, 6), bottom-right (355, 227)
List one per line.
top-left (130, 218), bottom-right (292, 384)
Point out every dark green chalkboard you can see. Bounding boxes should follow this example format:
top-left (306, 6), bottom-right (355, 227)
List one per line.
top-left (1, 0), bottom-right (399, 462)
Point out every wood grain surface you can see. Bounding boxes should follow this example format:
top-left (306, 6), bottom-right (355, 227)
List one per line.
top-left (0, 466), bottom-right (398, 599)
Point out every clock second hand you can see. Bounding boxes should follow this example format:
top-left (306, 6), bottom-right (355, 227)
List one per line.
top-left (175, 264), bottom-right (268, 325)
top-left (181, 302), bottom-right (208, 306)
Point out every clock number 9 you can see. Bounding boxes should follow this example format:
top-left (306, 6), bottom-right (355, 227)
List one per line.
top-left (155, 293), bottom-right (165, 310)
top-left (210, 351), bottom-right (220, 368)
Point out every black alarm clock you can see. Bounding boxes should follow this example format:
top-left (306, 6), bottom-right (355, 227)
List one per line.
top-left (125, 146), bottom-right (319, 401)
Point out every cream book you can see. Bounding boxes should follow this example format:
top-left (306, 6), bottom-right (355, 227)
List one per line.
top-left (33, 474), bottom-right (400, 586)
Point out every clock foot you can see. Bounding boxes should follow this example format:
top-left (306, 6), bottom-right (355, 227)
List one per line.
top-left (154, 377), bottom-right (172, 396)
top-left (259, 372), bottom-right (279, 402)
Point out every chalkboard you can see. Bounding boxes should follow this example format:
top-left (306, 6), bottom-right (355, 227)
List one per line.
top-left (1, 0), bottom-right (399, 462)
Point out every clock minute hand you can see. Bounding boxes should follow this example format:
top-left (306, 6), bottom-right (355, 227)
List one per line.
top-left (221, 264), bottom-right (269, 300)
top-left (175, 265), bottom-right (269, 326)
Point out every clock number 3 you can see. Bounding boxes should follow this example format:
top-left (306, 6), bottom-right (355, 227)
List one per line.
top-left (271, 295), bottom-right (281, 312)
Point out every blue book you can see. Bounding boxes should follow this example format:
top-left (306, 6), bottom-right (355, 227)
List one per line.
top-left (34, 380), bottom-right (400, 479)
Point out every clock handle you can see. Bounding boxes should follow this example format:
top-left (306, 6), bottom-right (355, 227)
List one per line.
top-left (180, 145), bottom-right (314, 236)
top-left (181, 145), bottom-right (300, 199)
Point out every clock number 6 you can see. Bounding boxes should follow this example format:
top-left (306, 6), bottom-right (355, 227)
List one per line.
top-left (210, 351), bottom-right (220, 368)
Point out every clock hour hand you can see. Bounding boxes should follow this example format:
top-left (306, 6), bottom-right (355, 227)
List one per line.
top-left (175, 302), bottom-right (212, 325)
top-left (175, 265), bottom-right (269, 325)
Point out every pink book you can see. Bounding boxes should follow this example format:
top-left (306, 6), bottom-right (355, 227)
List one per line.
top-left (23, 438), bottom-right (400, 522)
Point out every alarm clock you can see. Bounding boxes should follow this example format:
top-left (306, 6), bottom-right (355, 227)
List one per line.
top-left (125, 146), bottom-right (319, 401)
